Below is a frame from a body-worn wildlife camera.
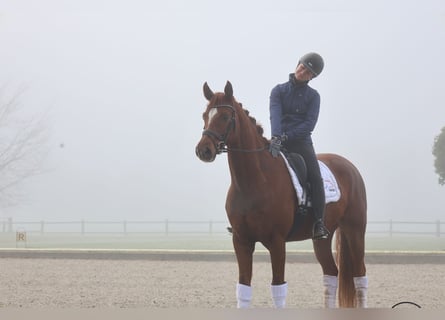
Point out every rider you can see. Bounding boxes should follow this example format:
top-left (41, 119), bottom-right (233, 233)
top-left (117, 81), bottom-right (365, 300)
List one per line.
top-left (268, 52), bottom-right (330, 240)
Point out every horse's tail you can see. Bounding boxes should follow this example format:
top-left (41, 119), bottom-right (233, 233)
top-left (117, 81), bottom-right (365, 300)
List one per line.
top-left (335, 229), bottom-right (356, 307)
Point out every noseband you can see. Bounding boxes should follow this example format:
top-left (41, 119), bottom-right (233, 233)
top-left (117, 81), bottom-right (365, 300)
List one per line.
top-left (202, 104), bottom-right (266, 154)
top-left (202, 105), bottom-right (235, 154)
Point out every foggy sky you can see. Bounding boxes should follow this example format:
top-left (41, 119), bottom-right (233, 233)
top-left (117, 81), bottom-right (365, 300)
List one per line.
top-left (1, 0), bottom-right (444, 223)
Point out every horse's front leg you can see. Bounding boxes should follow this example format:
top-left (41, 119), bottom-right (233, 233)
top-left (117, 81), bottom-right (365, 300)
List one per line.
top-left (266, 238), bottom-right (288, 308)
top-left (233, 235), bottom-right (255, 308)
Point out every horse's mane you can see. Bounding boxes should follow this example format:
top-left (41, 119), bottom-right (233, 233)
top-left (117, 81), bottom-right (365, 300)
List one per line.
top-left (212, 93), bottom-right (268, 142)
top-left (239, 103), bottom-right (266, 138)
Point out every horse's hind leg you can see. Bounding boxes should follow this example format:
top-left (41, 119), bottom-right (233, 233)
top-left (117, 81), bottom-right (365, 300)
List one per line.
top-left (313, 235), bottom-right (338, 308)
top-left (233, 236), bottom-right (255, 308)
top-left (344, 227), bottom-right (368, 307)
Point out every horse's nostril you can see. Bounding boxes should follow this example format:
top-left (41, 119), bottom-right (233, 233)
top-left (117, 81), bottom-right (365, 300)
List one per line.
top-left (204, 147), bottom-right (211, 158)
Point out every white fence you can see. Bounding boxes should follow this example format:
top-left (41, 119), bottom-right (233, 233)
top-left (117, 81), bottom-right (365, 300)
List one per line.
top-left (1, 218), bottom-right (444, 237)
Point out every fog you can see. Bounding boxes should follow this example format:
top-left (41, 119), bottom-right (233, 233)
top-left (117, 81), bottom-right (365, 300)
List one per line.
top-left (1, 0), bottom-right (444, 223)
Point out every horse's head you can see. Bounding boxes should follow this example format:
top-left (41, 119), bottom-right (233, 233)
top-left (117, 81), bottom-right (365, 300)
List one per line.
top-left (195, 81), bottom-right (237, 162)
top-left (196, 81), bottom-right (267, 162)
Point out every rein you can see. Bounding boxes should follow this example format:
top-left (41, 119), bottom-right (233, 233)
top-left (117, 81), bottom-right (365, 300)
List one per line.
top-left (202, 104), bottom-right (267, 154)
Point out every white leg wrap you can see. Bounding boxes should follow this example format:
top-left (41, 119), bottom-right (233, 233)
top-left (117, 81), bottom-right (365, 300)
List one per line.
top-left (323, 275), bottom-right (338, 308)
top-left (271, 282), bottom-right (288, 308)
top-left (353, 276), bottom-right (368, 308)
top-left (236, 283), bottom-right (252, 308)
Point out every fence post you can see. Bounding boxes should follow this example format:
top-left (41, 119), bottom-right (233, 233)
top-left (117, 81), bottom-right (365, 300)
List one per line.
top-left (165, 219), bottom-right (169, 236)
top-left (389, 219), bottom-right (393, 237)
top-left (8, 217), bottom-right (12, 233)
top-left (40, 220), bottom-right (45, 235)
top-left (436, 220), bottom-right (441, 237)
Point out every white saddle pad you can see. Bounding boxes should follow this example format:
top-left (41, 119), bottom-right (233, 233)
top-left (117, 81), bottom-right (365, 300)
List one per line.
top-left (281, 153), bottom-right (341, 205)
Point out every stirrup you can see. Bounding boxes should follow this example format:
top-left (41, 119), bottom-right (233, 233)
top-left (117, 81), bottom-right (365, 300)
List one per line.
top-left (312, 221), bottom-right (329, 240)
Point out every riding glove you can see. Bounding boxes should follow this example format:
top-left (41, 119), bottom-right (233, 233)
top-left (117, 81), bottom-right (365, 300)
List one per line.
top-left (269, 136), bottom-right (283, 158)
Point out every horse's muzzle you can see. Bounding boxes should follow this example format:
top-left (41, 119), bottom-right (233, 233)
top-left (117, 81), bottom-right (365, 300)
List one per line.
top-left (195, 140), bottom-right (217, 162)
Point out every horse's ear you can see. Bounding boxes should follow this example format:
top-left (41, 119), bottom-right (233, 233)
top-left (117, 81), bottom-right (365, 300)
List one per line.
top-left (224, 81), bottom-right (233, 98)
top-left (203, 82), bottom-right (214, 101)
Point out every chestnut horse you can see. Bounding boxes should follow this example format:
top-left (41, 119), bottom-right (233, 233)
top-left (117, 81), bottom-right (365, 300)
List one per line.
top-left (195, 81), bottom-right (367, 308)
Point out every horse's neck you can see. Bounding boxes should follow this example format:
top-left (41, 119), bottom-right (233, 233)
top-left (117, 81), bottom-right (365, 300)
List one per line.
top-left (227, 130), bottom-right (267, 191)
top-left (228, 153), bottom-right (266, 191)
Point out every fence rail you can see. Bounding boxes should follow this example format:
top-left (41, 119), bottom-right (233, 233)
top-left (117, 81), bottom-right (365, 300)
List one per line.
top-left (1, 218), bottom-right (444, 237)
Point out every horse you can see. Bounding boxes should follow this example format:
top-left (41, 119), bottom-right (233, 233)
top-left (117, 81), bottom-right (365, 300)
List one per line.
top-left (195, 81), bottom-right (368, 308)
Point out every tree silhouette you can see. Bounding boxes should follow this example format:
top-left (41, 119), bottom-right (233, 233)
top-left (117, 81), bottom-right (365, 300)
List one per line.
top-left (0, 88), bottom-right (49, 207)
top-left (432, 126), bottom-right (445, 186)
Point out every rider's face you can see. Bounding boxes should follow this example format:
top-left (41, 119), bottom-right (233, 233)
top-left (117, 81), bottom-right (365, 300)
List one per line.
top-left (294, 63), bottom-right (315, 82)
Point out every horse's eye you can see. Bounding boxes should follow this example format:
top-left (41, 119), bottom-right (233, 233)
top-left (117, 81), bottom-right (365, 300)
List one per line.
top-left (222, 114), bottom-right (229, 121)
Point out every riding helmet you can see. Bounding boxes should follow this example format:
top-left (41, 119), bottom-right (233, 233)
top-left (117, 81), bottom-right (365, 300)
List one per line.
top-left (299, 52), bottom-right (324, 77)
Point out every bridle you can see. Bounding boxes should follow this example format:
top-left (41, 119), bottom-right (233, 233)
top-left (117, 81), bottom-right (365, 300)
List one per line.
top-left (201, 104), bottom-right (267, 154)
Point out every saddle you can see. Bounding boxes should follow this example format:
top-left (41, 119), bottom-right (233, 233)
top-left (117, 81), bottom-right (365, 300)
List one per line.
top-left (282, 151), bottom-right (313, 240)
top-left (282, 151), bottom-right (311, 215)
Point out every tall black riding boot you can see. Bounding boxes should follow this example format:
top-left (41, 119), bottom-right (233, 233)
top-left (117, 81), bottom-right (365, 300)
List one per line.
top-left (311, 177), bottom-right (330, 240)
top-left (284, 141), bottom-right (329, 240)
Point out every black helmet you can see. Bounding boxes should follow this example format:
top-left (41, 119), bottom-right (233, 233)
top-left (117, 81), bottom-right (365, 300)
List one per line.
top-left (299, 52), bottom-right (324, 77)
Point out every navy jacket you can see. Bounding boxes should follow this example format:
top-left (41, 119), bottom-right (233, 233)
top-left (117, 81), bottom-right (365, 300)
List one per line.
top-left (269, 73), bottom-right (321, 144)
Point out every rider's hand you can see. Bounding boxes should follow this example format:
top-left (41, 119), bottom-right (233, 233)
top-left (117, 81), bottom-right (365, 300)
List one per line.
top-left (269, 136), bottom-right (283, 158)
